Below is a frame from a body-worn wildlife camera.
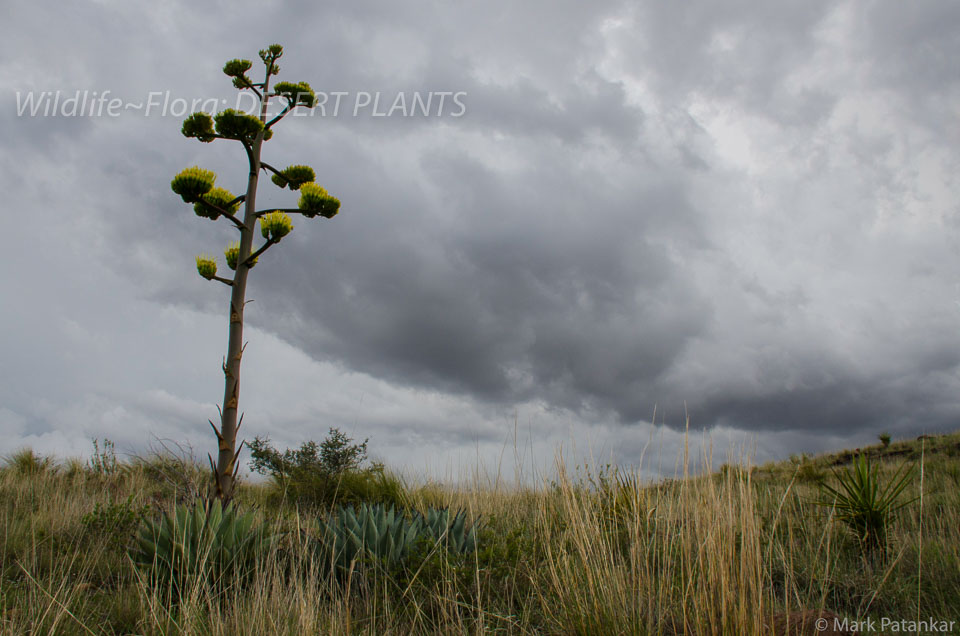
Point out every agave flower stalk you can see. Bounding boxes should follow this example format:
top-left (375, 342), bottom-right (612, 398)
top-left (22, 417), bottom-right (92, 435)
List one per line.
top-left (172, 44), bottom-right (342, 503)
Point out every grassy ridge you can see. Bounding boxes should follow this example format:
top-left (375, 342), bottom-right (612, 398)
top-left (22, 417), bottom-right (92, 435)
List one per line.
top-left (1, 431), bottom-right (958, 634)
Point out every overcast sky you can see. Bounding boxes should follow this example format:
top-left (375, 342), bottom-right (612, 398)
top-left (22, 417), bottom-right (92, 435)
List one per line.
top-left (2, 1), bottom-right (959, 483)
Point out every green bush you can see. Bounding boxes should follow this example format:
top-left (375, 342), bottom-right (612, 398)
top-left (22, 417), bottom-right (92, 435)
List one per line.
top-left (248, 429), bottom-right (407, 509)
top-left (81, 495), bottom-right (151, 547)
top-left (283, 463), bottom-right (407, 509)
top-left (795, 457), bottom-right (825, 484)
top-left (249, 427), bottom-right (369, 478)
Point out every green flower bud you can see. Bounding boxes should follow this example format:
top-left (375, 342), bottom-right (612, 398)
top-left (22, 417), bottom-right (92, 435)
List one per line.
top-left (298, 182), bottom-right (341, 219)
top-left (224, 243), bottom-right (239, 270)
top-left (223, 59), bottom-right (253, 78)
top-left (284, 165), bottom-right (315, 189)
top-left (171, 166), bottom-right (216, 203)
top-left (214, 108), bottom-right (264, 141)
top-left (271, 165), bottom-right (315, 190)
top-left (196, 255), bottom-right (217, 280)
top-left (259, 45), bottom-right (283, 71)
top-left (193, 186), bottom-right (238, 220)
top-left (181, 112), bottom-right (216, 142)
top-left (224, 241), bottom-right (257, 271)
top-left (295, 82), bottom-right (316, 107)
top-left (273, 81), bottom-right (317, 108)
top-left (260, 211), bottom-right (294, 241)
top-left (272, 81), bottom-right (297, 101)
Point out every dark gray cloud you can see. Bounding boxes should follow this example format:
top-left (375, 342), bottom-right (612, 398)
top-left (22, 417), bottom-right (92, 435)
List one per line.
top-left (2, 0), bottom-right (960, 478)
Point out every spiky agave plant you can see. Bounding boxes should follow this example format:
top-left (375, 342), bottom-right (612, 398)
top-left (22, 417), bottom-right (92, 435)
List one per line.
top-left (129, 499), bottom-right (277, 598)
top-left (315, 503), bottom-right (421, 574)
top-left (314, 503), bottom-right (480, 576)
top-left (815, 453), bottom-right (917, 551)
top-left (418, 506), bottom-right (479, 553)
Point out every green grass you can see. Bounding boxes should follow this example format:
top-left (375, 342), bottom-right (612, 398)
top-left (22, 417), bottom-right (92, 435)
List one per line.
top-left (1, 430), bottom-right (958, 634)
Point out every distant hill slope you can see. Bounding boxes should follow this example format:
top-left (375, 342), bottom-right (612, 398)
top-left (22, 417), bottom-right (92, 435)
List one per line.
top-left (752, 429), bottom-right (960, 481)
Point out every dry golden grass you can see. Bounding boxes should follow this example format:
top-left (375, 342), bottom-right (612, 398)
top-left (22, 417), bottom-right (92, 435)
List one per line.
top-left (1, 430), bottom-right (957, 634)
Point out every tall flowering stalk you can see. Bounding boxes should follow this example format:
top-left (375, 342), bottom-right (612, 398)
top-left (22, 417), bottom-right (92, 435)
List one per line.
top-left (170, 44), bottom-right (341, 502)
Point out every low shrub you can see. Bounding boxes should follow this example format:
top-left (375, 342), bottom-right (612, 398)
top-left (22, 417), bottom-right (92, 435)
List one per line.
top-left (249, 429), bottom-right (407, 509)
top-left (81, 494), bottom-right (151, 548)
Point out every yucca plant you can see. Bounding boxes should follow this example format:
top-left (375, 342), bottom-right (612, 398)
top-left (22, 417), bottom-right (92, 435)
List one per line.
top-left (815, 453), bottom-right (917, 551)
top-left (314, 503), bottom-right (480, 576)
top-left (129, 499), bottom-right (277, 598)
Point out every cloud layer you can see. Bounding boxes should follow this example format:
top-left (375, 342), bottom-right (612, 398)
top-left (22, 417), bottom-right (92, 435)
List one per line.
top-left (2, 0), bottom-right (959, 479)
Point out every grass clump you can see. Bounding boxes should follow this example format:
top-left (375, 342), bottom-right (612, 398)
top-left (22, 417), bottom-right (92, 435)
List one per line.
top-left (3, 448), bottom-right (57, 476)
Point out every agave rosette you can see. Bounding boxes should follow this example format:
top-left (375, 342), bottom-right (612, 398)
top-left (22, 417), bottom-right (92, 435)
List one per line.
top-left (314, 503), bottom-right (480, 575)
top-left (128, 499), bottom-right (277, 597)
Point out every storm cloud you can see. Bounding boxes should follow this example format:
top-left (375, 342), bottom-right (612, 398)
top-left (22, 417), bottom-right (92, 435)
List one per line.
top-left (2, 0), bottom-right (959, 479)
